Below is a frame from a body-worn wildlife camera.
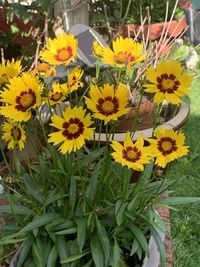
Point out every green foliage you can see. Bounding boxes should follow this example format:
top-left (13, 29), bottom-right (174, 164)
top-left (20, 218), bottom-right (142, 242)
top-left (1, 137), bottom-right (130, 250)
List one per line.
top-left (89, 0), bottom-right (184, 26)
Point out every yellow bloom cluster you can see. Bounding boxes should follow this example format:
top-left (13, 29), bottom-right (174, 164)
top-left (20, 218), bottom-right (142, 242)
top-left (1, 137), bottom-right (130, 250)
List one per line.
top-left (0, 33), bottom-right (191, 169)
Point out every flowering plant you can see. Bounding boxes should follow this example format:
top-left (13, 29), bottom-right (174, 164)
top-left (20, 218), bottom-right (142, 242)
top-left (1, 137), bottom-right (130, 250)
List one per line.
top-left (0, 32), bottom-right (198, 267)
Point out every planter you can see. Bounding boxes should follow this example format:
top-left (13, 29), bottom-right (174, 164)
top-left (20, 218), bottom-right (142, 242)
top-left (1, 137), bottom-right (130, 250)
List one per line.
top-left (116, 99), bottom-right (156, 132)
top-left (92, 101), bottom-right (189, 143)
top-left (118, 16), bottom-right (187, 40)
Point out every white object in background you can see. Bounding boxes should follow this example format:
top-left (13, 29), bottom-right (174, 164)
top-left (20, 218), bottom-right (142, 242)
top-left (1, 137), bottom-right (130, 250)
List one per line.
top-left (185, 48), bottom-right (199, 70)
top-left (54, 0), bottom-right (89, 31)
top-left (0, 176), bottom-right (4, 194)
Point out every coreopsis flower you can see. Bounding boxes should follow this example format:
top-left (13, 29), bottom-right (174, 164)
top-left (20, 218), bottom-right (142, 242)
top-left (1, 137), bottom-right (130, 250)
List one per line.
top-left (93, 40), bottom-right (104, 58)
top-left (85, 83), bottom-right (129, 124)
top-left (46, 82), bottom-right (66, 106)
top-left (0, 59), bottom-right (22, 85)
top-left (40, 33), bottom-right (78, 65)
top-left (1, 121), bottom-right (26, 151)
top-left (144, 60), bottom-right (192, 105)
top-left (0, 73), bottom-right (43, 122)
top-left (101, 36), bottom-right (146, 71)
top-left (111, 132), bottom-right (151, 171)
top-left (147, 128), bottom-right (189, 168)
top-left (61, 67), bottom-right (84, 93)
top-left (31, 63), bottom-right (55, 78)
top-left (48, 106), bottom-right (94, 154)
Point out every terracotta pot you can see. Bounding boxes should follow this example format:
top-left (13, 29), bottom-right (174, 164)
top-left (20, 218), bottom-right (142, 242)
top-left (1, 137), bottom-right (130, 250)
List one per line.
top-left (116, 99), bottom-right (156, 132)
top-left (93, 101), bottom-right (190, 143)
top-left (119, 16), bottom-right (187, 40)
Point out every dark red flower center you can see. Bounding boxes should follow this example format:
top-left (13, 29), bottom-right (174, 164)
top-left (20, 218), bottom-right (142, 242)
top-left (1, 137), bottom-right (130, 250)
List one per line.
top-left (96, 96), bottom-right (119, 116)
top-left (157, 73), bottom-right (180, 93)
top-left (54, 46), bottom-right (73, 62)
top-left (62, 118), bottom-right (84, 140)
top-left (50, 92), bottom-right (63, 102)
top-left (11, 126), bottom-right (22, 141)
top-left (157, 137), bottom-right (177, 155)
top-left (122, 146), bottom-right (141, 162)
top-left (15, 89), bottom-right (36, 112)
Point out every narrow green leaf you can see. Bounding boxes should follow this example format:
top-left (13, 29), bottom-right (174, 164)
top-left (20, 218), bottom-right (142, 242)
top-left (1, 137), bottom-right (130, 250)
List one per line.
top-left (115, 200), bottom-right (128, 226)
top-left (90, 234), bottom-right (104, 267)
top-left (55, 227), bottom-right (77, 235)
top-left (0, 205), bottom-right (34, 215)
top-left (60, 250), bottom-right (90, 264)
top-left (155, 197), bottom-right (200, 206)
top-left (113, 238), bottom-right (121, 267)
top-left (17, 235), bottom-right (34, 267)
top-left (130, 238), bottom-right (140, 256)
top-left (69, 176), bottom-right (76, 212)
top-left (85, 161), bottom-right (101, 201)
top-left (47, 245), bottom-right (58, 267)
top-left (129, 224), bottom-right (150, 258)
top-left (149, 226), bottom-right (166, 267)
top-left (56, 236), bottom-right (69, 267)
top-left (75, 218), bottom-right (86, 252)
top-left (32, 238), bottom-right (44, 267)
top-left (95, 217), bottom-right (111, 265)
top-left (0, 238), bottom-right (25, 245)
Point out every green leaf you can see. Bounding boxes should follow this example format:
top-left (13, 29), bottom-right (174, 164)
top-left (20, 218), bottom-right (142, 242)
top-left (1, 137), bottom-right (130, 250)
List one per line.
top-left (75, 218), bottom-right (86, 253)
top-left (56, 236), bottom-right (69, 267)
top-left (10, 24), bottom-right (20, 34)
top-left (129, 224), bottom-right (150, 258)
top-left (80, 147), bottom-right (105, 168)
top-left (115, 200), bottom-right (128, 226)
top-left (69, 176), bottom-right (76, 212)
top-left (85, 161), bottom-right (101, 201)
top-left (17, 235), bottom-right (34, 267)
top-left (0, 238), bottom-right (25, 245)
top-left (90, 234), bottom-right (104, 267)
top-left (32, 237), bottom-right (44, 267)
top-left (60, 250), bottom-right (90, 264)
top-left (149, 226), bottom-right (166, 267)
top-left (130, 238), bottom-right (140, 256)
top-left (155, 197), bottom-right (200, 206)
top-left (47, 245), bottom-right (58, 267)
top-left (95, 217), bottom-right (111, 265)
top-left (55, 227), bottom-right (77, 235)
top-left (0, 205), bottom-right (34, 215)
top-left (113, 238), bottom-right (121, 267)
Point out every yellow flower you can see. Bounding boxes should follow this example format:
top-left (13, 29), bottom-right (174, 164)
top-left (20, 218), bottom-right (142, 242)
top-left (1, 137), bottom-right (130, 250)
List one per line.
top-left (93, 40), bottom-right (104, 58)
top-left (31, 63), bottom-right (55, 78)
top-left (40, 33), bottom-right (78, 65)
top-left (147, 128), bottom-right (189, 168)
top-left (48, 106), bottom-right (94, 154)
top-left (111, 132), bottom-right (151, 171)
top-left (0, 73), bottom-right (43, 122)
top-left (2, 121), bottom-right (26, 151)
top-left (101, 36), bottom-right (146, 71)
top-left (61, 67), bottom-right (84, 93)
top-left (46, 82), bottom-right (67, 106)
top-left (85, 83), bottom-right (129, 124)
top-left (144, 60), bottom-right (192, 105)
top-left (0, 59), bottom-right (22, 85)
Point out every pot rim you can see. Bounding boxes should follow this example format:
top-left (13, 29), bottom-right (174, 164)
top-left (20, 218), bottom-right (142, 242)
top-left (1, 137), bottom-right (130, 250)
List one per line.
top-left (92, 101), bottom-right (190, 142)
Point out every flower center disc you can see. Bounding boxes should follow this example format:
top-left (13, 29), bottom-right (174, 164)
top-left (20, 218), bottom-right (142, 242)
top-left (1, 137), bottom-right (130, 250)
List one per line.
top-left (162, 79), bottom-right (174, 90)
top-left (158, 137), bottom-right (177, 155)
top-left (11, 127), bottom-right (21, 141)
top-left (68, 123), bottom-right (79, 134)
top-left (20, 93), bottom-right (34, 108)
top-left (123, 147), bottom-right (141, 162)
top-left (55, 47), bottom-right (73, 62)
top-left (114, 51), bottom-right (135, 65)
top-left (102, 100), bottom-right (114, 113)
top-left (51, 92), bottom-right (63, 101)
